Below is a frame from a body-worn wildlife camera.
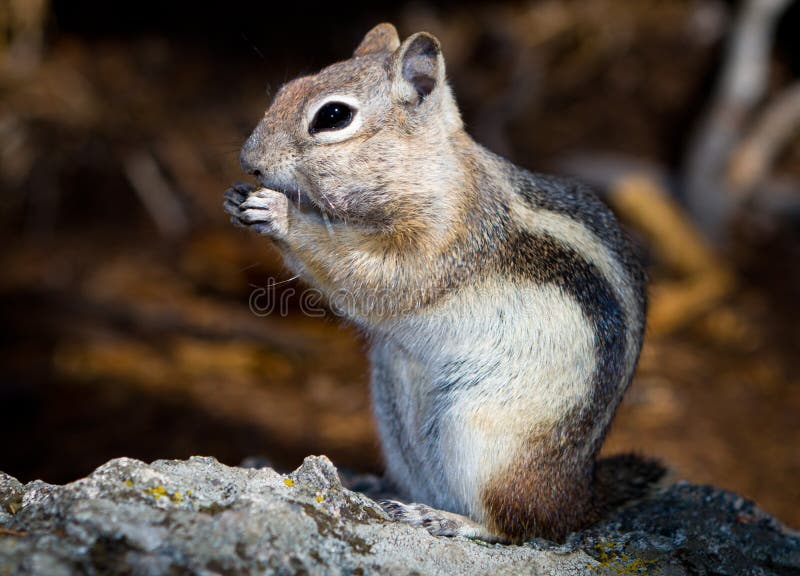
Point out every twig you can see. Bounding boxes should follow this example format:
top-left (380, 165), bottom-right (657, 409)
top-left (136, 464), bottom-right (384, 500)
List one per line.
top-left (728, 81), bottom-right (800, 197)
top-left (559, 152), bottom-right (671, 197)
top-left (123, 150), bottom-right (189, 239)
top-left (683, 0), bottom-right (792, 241)
top-left (561, 151), bottom-right (800, 228)
top-left (0, 0), bottom-right (49, 76)
top-left (610, 175), bottom-right (724, 276)
top-left (608, 175), bottom-right (735, 336)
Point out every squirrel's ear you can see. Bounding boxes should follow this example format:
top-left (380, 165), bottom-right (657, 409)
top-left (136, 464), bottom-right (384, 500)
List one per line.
top-left (354, 23), bottom-right (400, 56)
top-left (391, 32), bottom-right (445, 104)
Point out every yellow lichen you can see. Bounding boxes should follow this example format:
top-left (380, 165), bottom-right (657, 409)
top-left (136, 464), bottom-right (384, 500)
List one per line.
top-left (145, 485), bottom-right (187, 505)
top-left (315, 493), bottom-right (324, 503)
top-left (284, 478), bottom-right (295, 487)
top-left (124, 479), bottom-right (133, 487)
top-left (147, 485), bottom-right (168, 500)
top-left (588, 541), bottom-right (658, 574)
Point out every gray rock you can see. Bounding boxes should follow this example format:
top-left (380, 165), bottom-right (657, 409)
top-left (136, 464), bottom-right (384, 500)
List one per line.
top-left (0, 456), bottom-right (797, 575)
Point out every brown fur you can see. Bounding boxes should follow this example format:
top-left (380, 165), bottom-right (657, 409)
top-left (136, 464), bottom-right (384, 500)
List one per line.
top-left (482, 434), bottom-right (593, 542)
top-left (354, 23), bottom-right (401, 57)
top-left (228, 22), bottom-right (663, 544)
top-left (482, 422), bottom-right (666, 542)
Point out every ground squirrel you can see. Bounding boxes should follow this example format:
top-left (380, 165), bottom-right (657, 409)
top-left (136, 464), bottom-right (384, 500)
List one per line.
top-left (224, 23), bottom-right (664, 543)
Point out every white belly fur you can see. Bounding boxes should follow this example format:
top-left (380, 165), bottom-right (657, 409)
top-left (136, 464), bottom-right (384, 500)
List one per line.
top-left (377, 280), bottom-right (596, 519)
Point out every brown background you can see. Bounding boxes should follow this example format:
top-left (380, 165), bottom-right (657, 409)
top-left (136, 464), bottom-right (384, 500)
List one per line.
top-left (1, 0), bottom-right (798, 528)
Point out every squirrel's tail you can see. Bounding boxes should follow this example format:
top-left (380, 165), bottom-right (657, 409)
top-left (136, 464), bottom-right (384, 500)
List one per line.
top-left (592, 453), bottom-right (668, 515)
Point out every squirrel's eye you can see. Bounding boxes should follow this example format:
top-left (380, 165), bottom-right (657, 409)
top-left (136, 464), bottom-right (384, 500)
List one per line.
top-left (309, 102), bottom-right (354, 134)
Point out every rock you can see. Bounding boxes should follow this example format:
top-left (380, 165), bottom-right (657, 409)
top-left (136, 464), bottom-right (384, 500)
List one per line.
top-left (0, 456), bottom-right (797, 575)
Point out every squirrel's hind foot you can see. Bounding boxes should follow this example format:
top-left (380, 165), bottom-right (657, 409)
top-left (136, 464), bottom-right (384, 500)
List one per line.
top-left (380, 500), bottom-right (507, 544)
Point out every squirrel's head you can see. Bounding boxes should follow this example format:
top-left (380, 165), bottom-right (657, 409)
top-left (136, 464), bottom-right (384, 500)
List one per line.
top-left (240, 23), bottom-right (465, 236)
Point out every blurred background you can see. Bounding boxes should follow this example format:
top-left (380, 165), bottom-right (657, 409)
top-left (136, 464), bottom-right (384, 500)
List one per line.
top-left (1, 0), bottom-right (798, 527)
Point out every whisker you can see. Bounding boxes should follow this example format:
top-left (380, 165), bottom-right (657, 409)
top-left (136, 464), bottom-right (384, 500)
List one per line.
top-left (240, 32), bottom-right (266, 60)
top-left (270, 274), bottom-right (300, 286)
top-left (239, 262), bottom-right (261, 272)
top-left (321, 211), bottom-right (334, 237)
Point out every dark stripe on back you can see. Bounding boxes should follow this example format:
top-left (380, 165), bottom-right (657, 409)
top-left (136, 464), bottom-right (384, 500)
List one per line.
top-left (423, 229), bottom-right (629, 462)
top-left (502, 230), bottom-right (628, 437)
top-left (506, 164), bottom-right (646, 323)
top-left (479, 230), bottom-right (632, 541)
top-left (513, 171), bottom-right (620, 247)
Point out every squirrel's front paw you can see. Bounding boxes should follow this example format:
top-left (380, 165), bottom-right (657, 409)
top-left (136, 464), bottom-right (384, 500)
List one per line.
top-left (224, 183), bottom-right (289, 238)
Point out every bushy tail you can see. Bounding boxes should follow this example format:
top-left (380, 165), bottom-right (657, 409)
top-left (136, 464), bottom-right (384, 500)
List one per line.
top-left (592, 454), bottom-right (668, 515)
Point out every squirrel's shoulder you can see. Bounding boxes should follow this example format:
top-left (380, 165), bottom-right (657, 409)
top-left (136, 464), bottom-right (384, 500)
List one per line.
top-left (500, 161), bottom-right (619, 240)
top-left (461, 153), bottom-right (647, 315)
top-left (487, 158), bottom-right (644, 279)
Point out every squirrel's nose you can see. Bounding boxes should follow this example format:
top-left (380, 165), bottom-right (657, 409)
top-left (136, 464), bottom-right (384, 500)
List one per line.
top-left (239, 134), bottom-right (263, 177)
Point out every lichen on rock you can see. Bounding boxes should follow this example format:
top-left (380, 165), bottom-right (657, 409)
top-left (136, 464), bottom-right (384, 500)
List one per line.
top-left (0, 456), bottom-right (797, 575)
